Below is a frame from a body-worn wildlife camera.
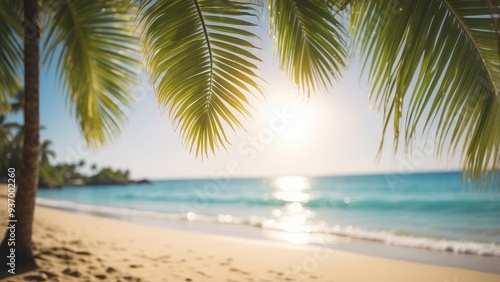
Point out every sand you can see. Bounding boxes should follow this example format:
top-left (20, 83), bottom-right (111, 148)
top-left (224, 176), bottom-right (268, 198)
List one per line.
top-left (0, 186), bottom-right (499, 282)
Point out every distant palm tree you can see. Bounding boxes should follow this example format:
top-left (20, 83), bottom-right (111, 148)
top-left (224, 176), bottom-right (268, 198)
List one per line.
top-left (0, 86), bottom-right (24, 114)
top-left (39, 140), bottom-right (55, 165)
top-left (10, 88), bottom-right (24, 113)
top-left (12, 124), bottom-right (46, 145)
top-left (0, 115), bottom-right (22, 173)
top-left (90, 163), bottom-right (98, 175)
top-left (0, 0), bottom-right (498, 274)
top-left (77, 159), bottom-right (85, 168)
top-left (0, 115), bottom-right (21, 146)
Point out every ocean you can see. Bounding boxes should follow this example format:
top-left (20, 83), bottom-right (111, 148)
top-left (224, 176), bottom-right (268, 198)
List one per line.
top-left (37, 171), bottom-right (500, 273)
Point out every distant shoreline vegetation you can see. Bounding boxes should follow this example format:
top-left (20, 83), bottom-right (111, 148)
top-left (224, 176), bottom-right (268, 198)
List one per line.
top-left (38, 163), bottom-right (151, 189)
top-left (0, 118), bottom-right (149, 189)
top-left (1, 155), bottom-right (151, 189)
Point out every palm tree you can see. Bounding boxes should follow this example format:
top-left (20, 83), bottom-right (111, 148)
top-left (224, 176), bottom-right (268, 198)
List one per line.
top-left (9, 88), bottom-right (24, 114)
top-left (0, 0), bottom-right (498, 274)
top-left (0, 86), bottom-right (24, 114)
top-left (77, 159), bottom-right (85, 170)
top-left (0, 115), bottom-right (22, 176)
top-left (0, 115), bottom-right (21, 146)
top-left (0, 0), bottom-right (41, 273)
top-left (39, 140), bottom-right (55, 165)
top-left (90, 163), bottom-right (98, 176)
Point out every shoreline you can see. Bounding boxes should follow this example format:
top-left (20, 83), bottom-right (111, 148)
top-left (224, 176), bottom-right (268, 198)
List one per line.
top-left (38, 202), bottom-right (500, 275)
top-left (34, 195), bottom-right (500, 274)
top-left (1, 188), bottom-right (500, 281)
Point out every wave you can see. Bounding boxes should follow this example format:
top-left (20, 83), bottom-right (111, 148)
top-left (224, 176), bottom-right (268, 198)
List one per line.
top-left (36, 197), bottom-right (500, 257)
top-left (115, 192), bottom-right (500, 212)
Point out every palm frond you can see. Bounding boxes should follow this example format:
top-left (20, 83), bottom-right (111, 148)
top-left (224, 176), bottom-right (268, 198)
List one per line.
top-left (140, 0), bottom-right (263, 157)
top-left (0, 0), bottom-right (23, 112)
top-left (350, 0), bottom-right (500, 180)
top-left (269, 0), bottom-right (348, 95)
top-left (43, 0), bottom-right (141, 146)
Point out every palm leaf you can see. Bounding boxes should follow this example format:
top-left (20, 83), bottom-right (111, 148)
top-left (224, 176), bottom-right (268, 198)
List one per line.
top-left (269, 0), bottom-right (348, 95)
top-left (140, 0), bottom-right (263, 157)
top-left (350, 0), bottom-right (500, 180)
top-left (43, 0), bottom-right (141, 146)
top-left (0, 0), bottom-right (23, 112)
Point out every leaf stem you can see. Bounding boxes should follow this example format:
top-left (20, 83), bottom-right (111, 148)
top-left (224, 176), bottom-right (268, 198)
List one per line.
top-left (193, 0), bottom-right (214, 108)
top-left (443, 0), bottom-right (497, 93)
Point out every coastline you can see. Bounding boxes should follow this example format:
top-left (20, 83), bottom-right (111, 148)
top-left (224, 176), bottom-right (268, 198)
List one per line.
top-left (35, 195), bottom-right (500, 274)
top-left (1, 187), bottom-right (499, 281)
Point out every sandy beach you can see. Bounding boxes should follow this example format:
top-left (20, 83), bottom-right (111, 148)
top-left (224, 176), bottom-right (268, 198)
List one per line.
top-left (0, 186), bottom-right (499, 282)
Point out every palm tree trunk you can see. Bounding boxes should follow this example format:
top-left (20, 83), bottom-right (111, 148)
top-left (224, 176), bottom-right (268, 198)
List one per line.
top-left (0, 0), bottom-right (40, 276)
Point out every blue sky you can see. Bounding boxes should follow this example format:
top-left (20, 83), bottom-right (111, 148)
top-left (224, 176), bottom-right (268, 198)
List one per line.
top-left (11, 9), bottom-right (462, 180)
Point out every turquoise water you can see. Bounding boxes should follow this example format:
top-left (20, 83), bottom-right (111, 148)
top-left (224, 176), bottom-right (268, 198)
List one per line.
top-left (37, 172), bottom-right (500, 258)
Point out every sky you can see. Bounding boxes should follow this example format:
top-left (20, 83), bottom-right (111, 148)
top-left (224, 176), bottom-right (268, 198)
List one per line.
top-left (12, 8), bottom-right (463, 180)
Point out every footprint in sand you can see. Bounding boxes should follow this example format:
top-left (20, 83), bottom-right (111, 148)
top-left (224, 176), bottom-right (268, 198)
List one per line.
top-left (23, 275), bottom-right (46, 281)
top-left (154, 255), bottom-right (171, 261)
top-left (75, 250), bottom-right (91, 256)
top-left (94, 274), bottom-right (108, 280)
top-left (40, 271), bottom-right (57, 279)
top-left (196, 270), bottom-right (210, 277)
top-left (62, 268), bottom-right (82, 278)
top-left (123, 275), bottom-right (142, 281)
top-left (106, 266), bottom-right (117, 274)
top-left (229, 267), bottom-right (250, 275)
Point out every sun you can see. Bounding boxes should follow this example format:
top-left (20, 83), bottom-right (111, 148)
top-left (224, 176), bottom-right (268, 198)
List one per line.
top-left (278, 111), bottom-right (308, 145)
top-left (264, 95), bottom-right (318, 150)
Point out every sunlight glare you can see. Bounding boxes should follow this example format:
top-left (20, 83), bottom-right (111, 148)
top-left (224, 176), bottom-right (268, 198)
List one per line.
top-left (264, 96), bottom-right (318, 150)
top-left (273, 176), bottom-right (311, 191)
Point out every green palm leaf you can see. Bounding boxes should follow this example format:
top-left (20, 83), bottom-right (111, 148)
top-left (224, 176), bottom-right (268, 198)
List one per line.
top-left (43, 0), bottom-right (141, 146)
top-left (140, 0), bottom-right (263, 157)
top-left (269, 0), bottom-right (348, 95)
top-left (350, 0), bottom-right (500, 180)
top-left (0, 0), bottom-right (23, 112)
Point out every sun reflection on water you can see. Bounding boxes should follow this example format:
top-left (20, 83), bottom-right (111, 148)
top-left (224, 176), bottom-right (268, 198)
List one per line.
top-left (272, 176), bottom-right (311, 202)
top-left (266, 176), bottom-right (316, 244)
top-left (273, 176), bottom-right (311, 191)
